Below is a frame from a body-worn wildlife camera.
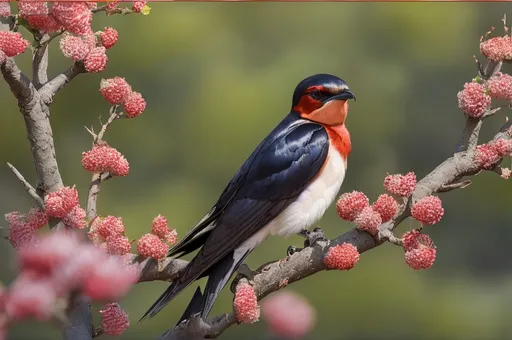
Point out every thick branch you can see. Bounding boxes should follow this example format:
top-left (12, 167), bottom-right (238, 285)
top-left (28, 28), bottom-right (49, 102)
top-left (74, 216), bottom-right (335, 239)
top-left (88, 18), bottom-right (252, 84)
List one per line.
top-left (40, 62), bottom-right (85, 105)
top-left (32, 33), bottom-right (50, 89)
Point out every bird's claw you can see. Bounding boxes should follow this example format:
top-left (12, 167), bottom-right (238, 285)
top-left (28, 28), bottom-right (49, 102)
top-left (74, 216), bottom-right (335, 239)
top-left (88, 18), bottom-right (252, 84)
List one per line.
top-left (236, 264), bottom-right (254, 281)
top-left (300, 227), bottom-right (327, 247)
top-left (287, 245), bottom-right (303, 256)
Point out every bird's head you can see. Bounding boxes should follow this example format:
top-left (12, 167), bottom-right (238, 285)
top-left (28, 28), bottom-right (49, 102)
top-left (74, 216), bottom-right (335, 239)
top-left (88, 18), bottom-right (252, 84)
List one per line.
top-left (291, 74), bottom-right (355, 126)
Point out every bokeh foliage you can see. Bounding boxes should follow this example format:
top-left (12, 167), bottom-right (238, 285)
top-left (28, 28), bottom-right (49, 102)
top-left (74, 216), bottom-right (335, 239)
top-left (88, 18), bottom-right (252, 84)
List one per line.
top-left (1, 3), bottom-right (512, 339)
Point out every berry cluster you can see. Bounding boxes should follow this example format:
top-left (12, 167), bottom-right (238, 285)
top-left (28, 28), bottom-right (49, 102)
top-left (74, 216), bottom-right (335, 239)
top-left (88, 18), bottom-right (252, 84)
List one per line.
top-left (233, 282), bottom-right (259, 324)
top-left (137, 215), bottom-right (178, 260)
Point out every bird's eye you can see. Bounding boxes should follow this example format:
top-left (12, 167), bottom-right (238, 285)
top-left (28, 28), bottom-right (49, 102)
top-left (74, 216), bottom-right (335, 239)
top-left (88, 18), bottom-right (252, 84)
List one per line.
top-left (309, 90), bottom-right (323, 100)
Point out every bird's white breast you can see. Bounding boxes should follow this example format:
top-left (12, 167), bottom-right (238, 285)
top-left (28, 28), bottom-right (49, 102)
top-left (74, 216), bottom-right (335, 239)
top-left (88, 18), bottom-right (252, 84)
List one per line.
top-left (237, 143), bottom-right (346, 253)
top-left (267, 145), bottom-right (346, 237)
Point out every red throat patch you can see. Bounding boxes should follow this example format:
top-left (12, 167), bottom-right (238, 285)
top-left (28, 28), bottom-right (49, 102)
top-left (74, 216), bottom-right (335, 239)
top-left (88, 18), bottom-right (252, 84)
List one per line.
top-left (324, 124), bottom-right (351, 159)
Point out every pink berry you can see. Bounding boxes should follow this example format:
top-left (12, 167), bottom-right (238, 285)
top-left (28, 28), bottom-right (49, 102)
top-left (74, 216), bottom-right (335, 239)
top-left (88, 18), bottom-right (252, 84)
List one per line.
top-left (100, 27), bottom-right (118, 49)
top-left (4, 274), bottom-right (57, 321)
top-left (383, 172), bottom-right (416, 197)
top-left (132, 1), bottom-right (147, 12)
top-left (24, 14), bottom-right (62, 33)
top-left (51, 2), bottom-right (92, 36)
top-left (233, 282), bottom-right (259, 324)
top-left (106, 235), bottom-right (132, 256)
top-left (18, 0), bottom-right (47, 16)
top-left (136, 234), bottom-right (168, 260)
top-left (86, 2), bottom-right (97, 10)
top-left (83, 256), bottom-right (139, 302)
top-left (486, 72), bottom-right (512, 100)
top-left (480, 36), bottom-right (512, 62)
top-left (26, 208), bottom-right (48, 230)
top-left (107, 0), bottom-right (120, 10)
top-left (474, 143), bottom-right (501, 169)
top-left (261, 291), bottom-right (316, 339)
top-left (99, 77), bottom-right (131, 105)
top-left (62, 205), bottom-right (87, 229)
top-left (123, 91), bottom-right (146, 118)
top-left (335, 191), bottom-right (369, 221)
top-left (84, 46), bottom-right (108, 73)
top-left (372, 194), bottom-right (398, 222)
top-left (59, 34), bottom-right (91, 61)
top-left (411, 196), bottom-right (444, 225)
top-left (81, 143), bottom-right (130, 176)
top-left (457, 82), bottom-right (491, 118)
top-left (0, 1), bottom-right (10, 17)
top-left (100, 303), bottom-right (130, 335)
top-left (44, 186), bottom-right (80, 218)
top-left (405, 247), bottom-right (436, 270)
top-left (323, 243), bottom-right (360, 270)
top-left (0, 31), bottom-right (30, 57)
top-left (97, 215), bottom-right (125, 239)
top-left (354, 206), bottom-right (382, 235)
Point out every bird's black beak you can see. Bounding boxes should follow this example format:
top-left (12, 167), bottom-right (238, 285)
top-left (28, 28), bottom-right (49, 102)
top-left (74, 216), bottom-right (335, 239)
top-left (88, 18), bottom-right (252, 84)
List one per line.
top-left (329, 89), bottom-right (356, 102)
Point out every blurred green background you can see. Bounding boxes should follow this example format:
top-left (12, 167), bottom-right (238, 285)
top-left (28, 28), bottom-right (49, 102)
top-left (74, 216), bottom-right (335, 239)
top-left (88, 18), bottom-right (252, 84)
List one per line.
top-left (1, 2), bottom-right (512, 339)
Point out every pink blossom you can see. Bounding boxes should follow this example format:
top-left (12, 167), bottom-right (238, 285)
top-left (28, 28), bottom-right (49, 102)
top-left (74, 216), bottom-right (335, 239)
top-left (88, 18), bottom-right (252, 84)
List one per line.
top-left (474, 143), bottom-right (501, 169)
top-left (233, 282), bottom-right (259, 324)
top-left (501, 167), bottom-right (511, 179)
top-left (100, 303), bottom-right (130, 335)
top-left (25, 14), bottom-right (62, 33)
top-left (335, 191), bottom-right (369, 221)
top-left (44, 186), bottom-right (80, 218)
top-left (100, 27), bottom-right (118, 49)
top-left (151, 215), bottom-right (178, 244)
top-left (402, 230), bottom-right (434, 252)
top-left (107, 0), bottom-right (120, 10)
top-left (8, 221), bottom-right (38, 250)
top-left (62, 205), bottom-right (87, 229)
top-left (106, 235), bottom-right (132, 256)
top-left (261, 291), bottom-right (316, 339)
top-left (4, 274), bottom-right (57, 321)
top-left (96, 215), bottom-right (125, 239)
top-left (411, 196), bottom-right (444, 225)
top-left (26, 207), bottom-right (48, 230)
top-left (51, 1), bottom-right (93, 35)
top-left (0, 1), bottom-right (10, 17)
top-left (486, 72), bottom-right (512, 100)
top-left (59, 34), bottom-right (91, 61)
top-left (354, 206), bottom-right (382, 235)
top-left (81, 143), bottom-right (130, 176)
top-left (323, 243), bottom-right (360, 270)
top-left (137, 234), bottom-right (168, 260)
top-left (0, 31), bottom-right (30, 57)
top-left (480, 36), bottom-right (512, 62)
top-left (457, 82), bottom-right (491, 118)
top-left (132, 1), bottom-right (147, 13)
top-left (124, 91), bottom-right (146, 118)
top-left (493, 138), bottom-right (512, 157)
top-left (84, 47), bottom-right (108, 73)
top-left (405, 247), bottom-right (436, 270)
top-left (83, 256), bottom-right (139, 301)
top-left (18, 231), bottom-right (81, 276)
top-left (371, 194), bottom-right (398, 222)
top-left (383, 171), bottom-right (416, 197)
top-left (99, 77), bottom-right (131, 105)
top-left (18, 1), bottom-right (47, 16)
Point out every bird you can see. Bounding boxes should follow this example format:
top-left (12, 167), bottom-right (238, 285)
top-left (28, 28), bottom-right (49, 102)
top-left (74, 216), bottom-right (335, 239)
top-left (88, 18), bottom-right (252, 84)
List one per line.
top-left (140, 73), bottom-right (356, 323)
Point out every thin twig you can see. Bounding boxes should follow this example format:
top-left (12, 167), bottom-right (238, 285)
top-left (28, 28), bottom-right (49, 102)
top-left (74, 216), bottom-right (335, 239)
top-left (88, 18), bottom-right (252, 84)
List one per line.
top-left (6, 162), bottom-right (45, 208)
top-left (92, 5), bottom-right (136, 15)
top-left (96, 106), bottom-right (121, 142)
top-left (92, 326), bottom-right (104, 338)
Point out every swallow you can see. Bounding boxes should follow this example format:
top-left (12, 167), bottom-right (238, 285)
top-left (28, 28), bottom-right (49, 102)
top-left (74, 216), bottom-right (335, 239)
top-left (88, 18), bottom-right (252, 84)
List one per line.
top-left (140, 73), bottom-right (356, 323)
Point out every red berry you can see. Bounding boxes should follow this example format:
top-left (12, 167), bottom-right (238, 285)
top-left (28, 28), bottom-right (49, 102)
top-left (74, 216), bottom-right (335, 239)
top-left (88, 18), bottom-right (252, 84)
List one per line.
top-left (123, 91), bottom-right (146, 118)
top-left (411, 196), bottom-right (444, 225)
top-left (323, 243), bottom-right (360, 270)
top-left (233, 282), bottom-right (259, 324)
top-left (100, 27), bottom-right (118, 49)
top-left (336, 191), bottom-right (369, 221)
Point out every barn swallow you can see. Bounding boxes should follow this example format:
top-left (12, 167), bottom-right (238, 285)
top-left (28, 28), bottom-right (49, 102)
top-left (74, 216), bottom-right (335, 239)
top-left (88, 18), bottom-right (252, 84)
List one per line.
top-left (140, 73), bottom-right (355, 323)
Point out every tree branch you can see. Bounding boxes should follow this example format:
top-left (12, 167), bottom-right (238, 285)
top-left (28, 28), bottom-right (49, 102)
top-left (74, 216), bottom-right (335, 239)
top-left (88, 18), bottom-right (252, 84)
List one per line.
top-left (6, 162), bottom-right (45, 208)
top-left (40, 62), bottom-right (85, 105)
top-left (32, 32), bottom-right (51, 89)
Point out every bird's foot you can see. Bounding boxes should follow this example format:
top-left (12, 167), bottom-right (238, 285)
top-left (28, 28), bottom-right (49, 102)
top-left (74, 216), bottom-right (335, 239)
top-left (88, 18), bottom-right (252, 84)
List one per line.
top-left (236, 264), bottom-right (254, 281)
top-left (298, 227), bottom-right (327, 248)
top-left (286, 245), bottom-right (303, 256)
